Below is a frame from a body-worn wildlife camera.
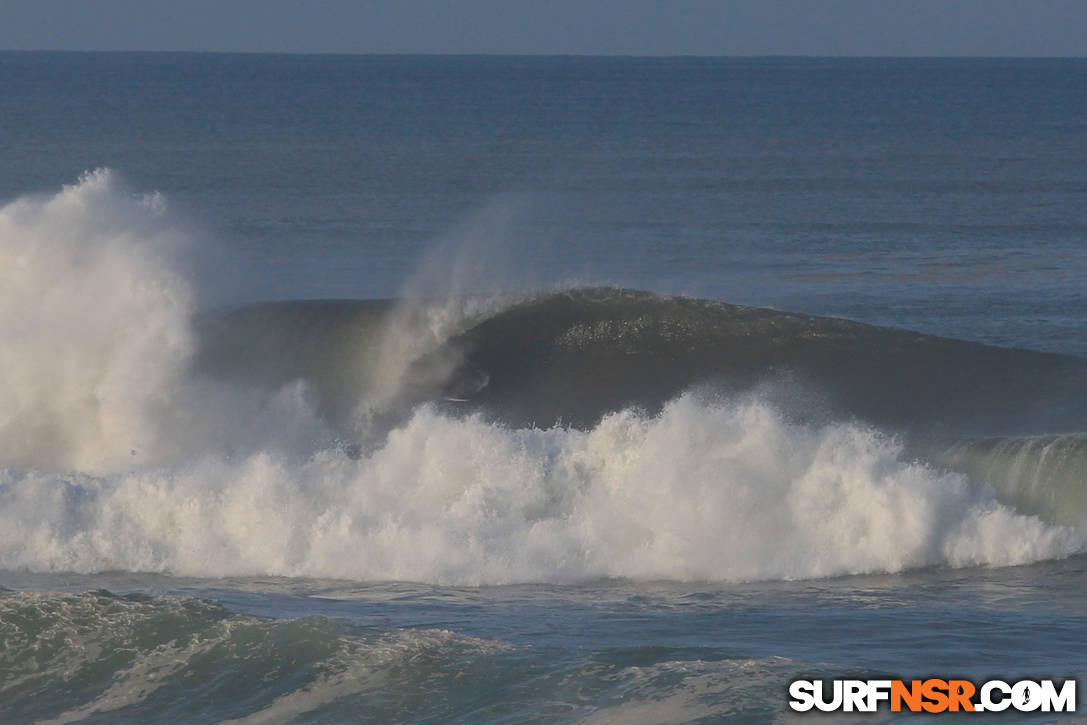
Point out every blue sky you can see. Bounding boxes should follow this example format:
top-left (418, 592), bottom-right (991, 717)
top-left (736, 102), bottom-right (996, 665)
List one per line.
top-left (1, 0), bottom-right (1085, 56)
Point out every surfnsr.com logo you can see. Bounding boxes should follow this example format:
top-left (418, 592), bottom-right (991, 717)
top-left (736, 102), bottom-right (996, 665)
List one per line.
top-left (788, 679), bottom-right (1076, 713)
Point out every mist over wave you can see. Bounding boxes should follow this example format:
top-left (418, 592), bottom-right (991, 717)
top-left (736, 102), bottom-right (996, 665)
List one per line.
top-left (0, 170), bottom-right (332, 474)
top-left (0, 169), bottom-right (195, 472)
top-left (1, 172), bottom-right (1084, 585)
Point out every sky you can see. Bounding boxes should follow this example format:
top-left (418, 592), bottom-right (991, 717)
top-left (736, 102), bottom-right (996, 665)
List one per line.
top-left (0, 0), bottom-right (1085, 56)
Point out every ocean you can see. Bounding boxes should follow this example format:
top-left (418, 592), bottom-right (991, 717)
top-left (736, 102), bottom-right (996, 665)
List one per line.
top-left (1, 53), bottom-right (1086, 723)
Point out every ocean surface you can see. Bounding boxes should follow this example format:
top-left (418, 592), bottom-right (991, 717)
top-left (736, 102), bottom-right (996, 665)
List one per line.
top-left (1, 53), bottom-right (1086, 723)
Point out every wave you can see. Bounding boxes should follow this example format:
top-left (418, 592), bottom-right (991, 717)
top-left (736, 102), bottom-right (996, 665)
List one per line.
top-left (1, 172), bottom-right (1085, 585)
top-left (0, 589), bottom-right (797, 723)
top-left (192, 288), bottom-right (1087, 437)
top-left (423, 287), bottom-right (1087, 434)
top-left (193, 296), bottom-right (502, 434)
top-left (922, 434), bottom-right (1087, 528)
top-left (0, 590), bottom-right (507, 724)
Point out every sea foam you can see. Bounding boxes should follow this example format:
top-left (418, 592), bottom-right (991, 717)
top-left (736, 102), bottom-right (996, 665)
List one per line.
top-left (0, 398), bottom-right (1081, 584)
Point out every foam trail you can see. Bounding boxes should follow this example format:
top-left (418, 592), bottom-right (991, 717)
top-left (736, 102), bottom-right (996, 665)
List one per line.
top-left (0, 396), bottom-right (1079, 584)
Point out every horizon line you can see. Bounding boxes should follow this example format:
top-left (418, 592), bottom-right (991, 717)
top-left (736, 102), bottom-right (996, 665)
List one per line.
top-left (1, 49), bottom-right (1085, 60)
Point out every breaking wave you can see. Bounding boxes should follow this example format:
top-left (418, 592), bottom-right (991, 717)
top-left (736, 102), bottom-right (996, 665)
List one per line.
top-left (192, 288), bottom-right (1087, 436)
top-left (924, 434), bottom-right (1087, 528)
top-left (0, 172), bottom-right (1084, 585)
